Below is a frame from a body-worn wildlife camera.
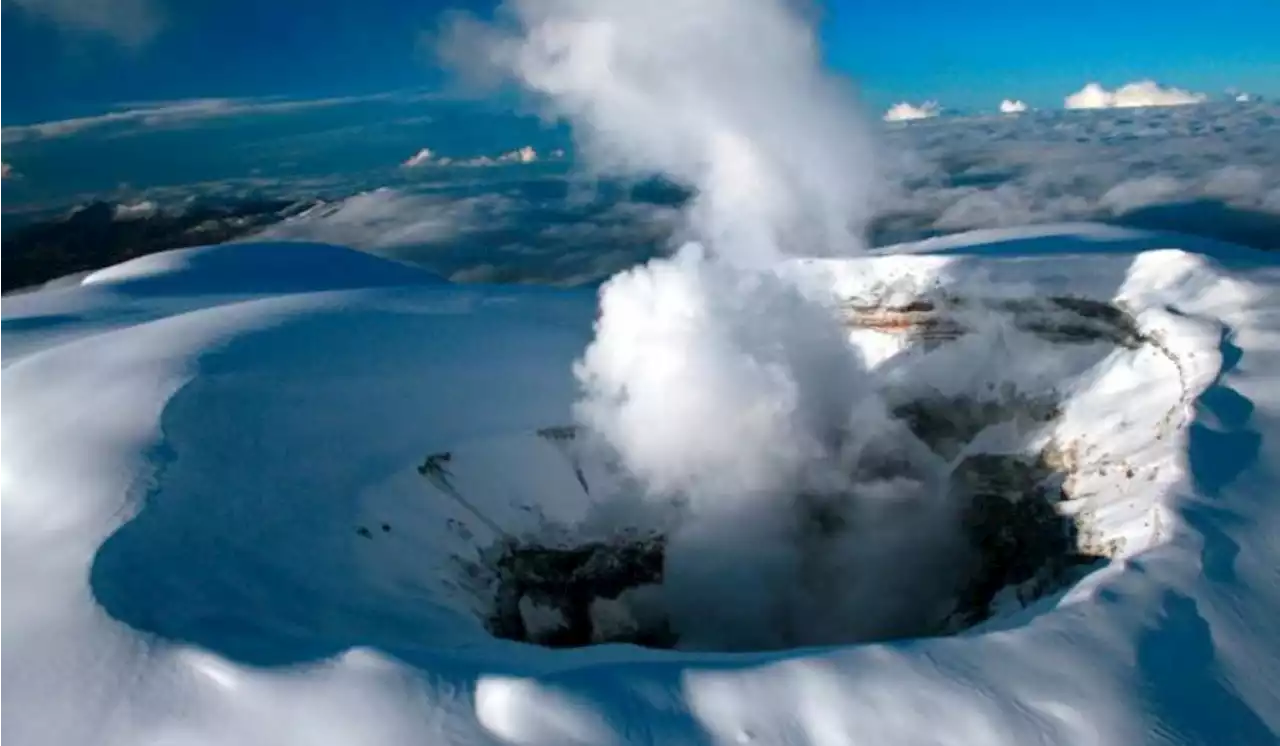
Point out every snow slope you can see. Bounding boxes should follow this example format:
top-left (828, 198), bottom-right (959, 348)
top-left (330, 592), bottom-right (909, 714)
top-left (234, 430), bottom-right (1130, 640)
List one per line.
top-left (4, 227), bottom-right (1280, 745)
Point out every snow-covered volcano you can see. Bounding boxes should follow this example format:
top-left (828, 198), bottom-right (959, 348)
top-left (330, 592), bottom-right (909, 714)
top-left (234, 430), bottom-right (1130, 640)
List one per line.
top-left (4, 225), bottom-right (1280, 744)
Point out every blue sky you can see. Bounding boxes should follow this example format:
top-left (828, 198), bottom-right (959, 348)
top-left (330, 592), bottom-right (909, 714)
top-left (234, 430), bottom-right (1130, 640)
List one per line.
top-left (823, 0), bottom-right (1280, 110)
top-left (3, 0), bottom-right (1278, 126)
top-left (2, 0), bottom-right (451, 123)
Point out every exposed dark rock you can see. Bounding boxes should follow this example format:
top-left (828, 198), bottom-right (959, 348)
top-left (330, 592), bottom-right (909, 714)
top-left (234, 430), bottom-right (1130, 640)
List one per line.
top-left (1014, 297), bottom-right (1145, 349)
top-left (844, 295), bottom-right (1147, 350)
top-left (894, 392), bottom-right (1060, 460)
top-left (948, 451), bottom-right (1100, 627)
top-left (536, 425), bottom-right (579, 442)
top-left (477, 380), bottom-right (1110, 650)
top-left (466, 295), bottom-right (1147, 649)
top-left (486, 533), bottom-right (670, 648)
top-left (892, 393), bottom-right (1104, 628)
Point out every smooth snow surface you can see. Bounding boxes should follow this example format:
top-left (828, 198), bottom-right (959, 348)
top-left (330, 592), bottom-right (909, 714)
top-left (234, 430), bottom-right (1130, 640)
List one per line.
top-left (4, 229), bottom-right (1280, 744)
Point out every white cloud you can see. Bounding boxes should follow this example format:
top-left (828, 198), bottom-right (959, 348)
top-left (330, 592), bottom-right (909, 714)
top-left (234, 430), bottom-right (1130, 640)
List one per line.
top-left (1263, 187), bottom-right (1280, 214)
top-left (884, 101), bottom-right (940, 122)
top-left (8, 0), bottom-right (162, 47)
top-left (248, 188), bottom-right (509, 251)
top-left (238, 183), bottom-right (680, 287)
top-left (1236, 93), bottom-right (1252, 103)
top-left (401, 148), bottom-right (437, 168)
top-left (497, 145), bottom-right (538, 163)
top-left (999, 99), bottom-right (1028, 114)
top-left (1, 91), bottom-right (435, 144)
top-left (1098, 175), bottom-right (1184, 214)
top-left (1064, 80), bottom-right (1207, 110)
top-left (401, 144), bottom-right (545, 169)
top-left (1203, 165), bottom-right (1266, 201)
top-left (933, 185), bottom-right (1034, 229)
top-left (871, 100), bottom-right (1280, 251)
top-left (113, 200), bottom-right (159, 220)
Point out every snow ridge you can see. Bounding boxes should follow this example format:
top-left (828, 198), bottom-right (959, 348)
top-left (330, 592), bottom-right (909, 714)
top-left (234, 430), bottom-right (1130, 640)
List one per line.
top-left (4, 230), bottom-right (1280, 744)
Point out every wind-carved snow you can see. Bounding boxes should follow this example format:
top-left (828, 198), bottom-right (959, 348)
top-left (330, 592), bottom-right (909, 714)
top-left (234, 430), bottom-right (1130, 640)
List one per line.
top-left (5, 224), bottom-right (1280, 744)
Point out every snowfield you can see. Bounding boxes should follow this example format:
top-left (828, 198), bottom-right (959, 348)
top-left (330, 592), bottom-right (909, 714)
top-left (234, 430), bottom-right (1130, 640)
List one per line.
top-left (4, 226), bottom-right (1280, 745)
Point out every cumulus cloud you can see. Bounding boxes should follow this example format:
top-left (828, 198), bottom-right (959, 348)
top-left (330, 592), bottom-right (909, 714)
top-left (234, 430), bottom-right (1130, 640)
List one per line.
top-left (402, 148), bottom-right (437, 168)
top-left (1064, 80), bottom-right (1207, 110)
top-left (999, 99), bottom-right (1028, 114)
top-left (498, 145), bottom-right (538, 163)
top-left (884, 101), bottom-right (940, 122)
top-left (458, 145), bottom-right (540, 167)
top-left (401, 144), bottom-right (547, 169)
top-left (8, 0), bottom-right (162, 47)
top-left (112, 200), bottom-right (160, 220)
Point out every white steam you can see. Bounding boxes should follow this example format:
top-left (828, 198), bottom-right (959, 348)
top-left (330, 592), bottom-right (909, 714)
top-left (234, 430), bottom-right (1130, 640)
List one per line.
top-left (443, 0), bottom-right (876, 264)
top-left (575, 248), bottom-right (872, 501)
top-left (444, 0), bottom-right (963, 649)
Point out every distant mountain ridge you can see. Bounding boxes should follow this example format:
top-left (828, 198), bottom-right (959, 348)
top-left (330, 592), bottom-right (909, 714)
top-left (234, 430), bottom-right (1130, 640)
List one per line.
top-left (2, 197), bottom-right (321, 293)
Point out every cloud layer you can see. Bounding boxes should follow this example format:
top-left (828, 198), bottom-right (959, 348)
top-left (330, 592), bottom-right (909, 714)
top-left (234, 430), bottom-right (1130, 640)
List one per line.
top-left (1065, 80), bottom-right (1207, 109)
top-left (873, 100), bottom-right (1280, 250)
top-left (14, 100), bottom-right (1277, 285)
top-left (1, 91), bottom-right (436, 144)
top-left (244, 181), bottom-right (683, 286)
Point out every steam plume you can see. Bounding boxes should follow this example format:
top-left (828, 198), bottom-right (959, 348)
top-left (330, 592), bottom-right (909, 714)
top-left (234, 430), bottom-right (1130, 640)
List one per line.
top-left (443, 0), bottom-right (963, 648)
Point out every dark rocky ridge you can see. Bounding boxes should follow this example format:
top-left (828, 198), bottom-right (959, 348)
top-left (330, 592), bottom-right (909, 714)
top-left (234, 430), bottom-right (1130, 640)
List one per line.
top-left (2, 198), bottom-right (315, 293)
